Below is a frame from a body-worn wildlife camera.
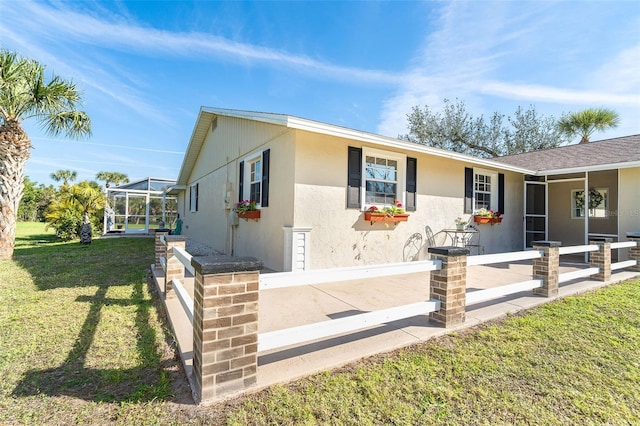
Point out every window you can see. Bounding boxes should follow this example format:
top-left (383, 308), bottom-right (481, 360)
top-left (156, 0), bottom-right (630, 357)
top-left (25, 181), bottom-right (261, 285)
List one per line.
top-left (474, 173), bottom-right (492, 210)
top-left (239, 149), bottom-right (270, 207)
top-left (249, 158), bottom-right (262, 203)
top-left (347, 147), bottom-right (415, 210)
top-left (465, 168), bottom-right (504, 214)
top-left (363, 149), bottom-right (406, 208)
top-left (189, 183), bottom-right (198, 212)
top-left (365, 155), bottom-right (398, 205)
top-left (572, 188), bottom-right (607, 219)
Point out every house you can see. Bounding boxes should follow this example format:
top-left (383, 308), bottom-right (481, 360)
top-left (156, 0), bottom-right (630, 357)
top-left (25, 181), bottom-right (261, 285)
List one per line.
top-left (170, 107), bottom-right (639, 272)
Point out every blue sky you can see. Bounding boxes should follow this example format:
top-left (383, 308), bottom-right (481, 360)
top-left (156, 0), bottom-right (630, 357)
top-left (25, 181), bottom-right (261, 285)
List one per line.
top-left (2, 0), bottom-right (639, 187)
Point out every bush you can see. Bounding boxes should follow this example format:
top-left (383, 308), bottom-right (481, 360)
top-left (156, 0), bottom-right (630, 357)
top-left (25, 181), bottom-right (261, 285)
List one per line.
top-left (48, 209), bottom-right (83, 240)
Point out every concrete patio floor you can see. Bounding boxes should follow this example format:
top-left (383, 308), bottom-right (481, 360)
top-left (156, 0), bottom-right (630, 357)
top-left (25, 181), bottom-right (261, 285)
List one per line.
top-left (151, 259), bottom-right (639, 401)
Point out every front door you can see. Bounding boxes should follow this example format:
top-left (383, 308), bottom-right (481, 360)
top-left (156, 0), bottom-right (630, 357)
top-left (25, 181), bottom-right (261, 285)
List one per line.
top-left (524, 180), bottom-right (547, 248)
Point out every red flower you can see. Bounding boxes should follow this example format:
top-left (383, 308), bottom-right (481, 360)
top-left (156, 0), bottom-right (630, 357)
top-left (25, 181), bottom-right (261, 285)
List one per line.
top-left (368, 206), bottom-right (379, 211)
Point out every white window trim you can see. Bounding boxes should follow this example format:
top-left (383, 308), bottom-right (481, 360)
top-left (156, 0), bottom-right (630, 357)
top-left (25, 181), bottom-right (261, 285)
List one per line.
top-left (189, 183), bottom-right (198, 213)
top-left (241, 151), bottom-right (263, 207)
top-left (473, 168), bottom-right (498, 212)
top-left (571, 188), bottom-right (608, 219)
top-left (361, 147), bottom-right (406, 210)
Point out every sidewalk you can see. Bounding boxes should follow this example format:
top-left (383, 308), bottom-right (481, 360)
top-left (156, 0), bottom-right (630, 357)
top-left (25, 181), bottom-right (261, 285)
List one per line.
top-left (151, 261), bottom-right (639, 400)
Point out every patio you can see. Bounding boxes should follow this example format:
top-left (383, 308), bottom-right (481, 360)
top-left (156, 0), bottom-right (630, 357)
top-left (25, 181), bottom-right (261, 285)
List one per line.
top-left (151, 257), bottom-right (639, 398)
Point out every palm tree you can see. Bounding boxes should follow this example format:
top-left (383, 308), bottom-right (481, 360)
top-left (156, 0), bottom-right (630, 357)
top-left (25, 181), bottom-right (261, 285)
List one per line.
top-left (557, 108), bottom-right (620, 144)
top-left (95, 171), bottom-right (129, 188)
top-left (0, 50), bottom-right (91, 259)
top-left (50, 169), bottom-right (77, 186)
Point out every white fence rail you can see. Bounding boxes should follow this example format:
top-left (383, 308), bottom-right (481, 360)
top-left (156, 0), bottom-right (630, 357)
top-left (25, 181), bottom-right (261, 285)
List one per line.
top-left (559, 245), bottom-right (599, 255)
top-left (172, 279), bottom-right (194, 324)
top-left (559, 267), bottom-right (600, 283)
top-left (467, 250), bottom-right (541, 266)
top-left (612, 260), bottom-right (637, 271)
top-left (258, 299), bottom-right (441, 352)
top-left (158, 237), bottom-right (195, 325)
top-left (173, 247), bottom-right (195, 276)
top-left (611, 241), bottom-right (637, 249)
top-left (466, 279), bottom-right (543, 305)
top-left (260, 259), bottom-right (441, 290)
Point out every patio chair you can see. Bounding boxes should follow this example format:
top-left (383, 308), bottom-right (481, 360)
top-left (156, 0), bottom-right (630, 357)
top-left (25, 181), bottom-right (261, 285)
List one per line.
top-left (403, 233), bottom-right (423, 262)
top-left (464, 225), bottom-right (484, 255)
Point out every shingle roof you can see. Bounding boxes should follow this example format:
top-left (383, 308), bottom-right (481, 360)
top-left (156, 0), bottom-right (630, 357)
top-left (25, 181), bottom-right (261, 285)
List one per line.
top-left (493, 134), bottom-right (640, 172)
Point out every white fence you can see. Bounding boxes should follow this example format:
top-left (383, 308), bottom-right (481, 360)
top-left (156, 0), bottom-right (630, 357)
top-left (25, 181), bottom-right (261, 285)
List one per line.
top-left (158, 236), bottom-right (638, 355)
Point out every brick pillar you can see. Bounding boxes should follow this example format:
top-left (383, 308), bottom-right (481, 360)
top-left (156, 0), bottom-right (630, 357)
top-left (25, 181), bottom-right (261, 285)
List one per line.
top-left (589, 237), bottom-right (612, 281)
top-left (164, 235), bottom-right (188, 299)
top-left (191, 255), bottom-right (263, 404)
top-left (626, 232), bottom-right (640, 272)
top-left (427, 246), bottom-right (469, 327)
top-left (532, 241), bottom-right (561, 297)
top-left (154, 229), bottom-right (170, 269)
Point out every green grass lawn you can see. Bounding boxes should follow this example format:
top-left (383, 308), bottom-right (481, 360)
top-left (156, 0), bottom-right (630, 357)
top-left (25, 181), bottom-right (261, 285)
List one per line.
top-left (1, 222), bottom-right (639, 425)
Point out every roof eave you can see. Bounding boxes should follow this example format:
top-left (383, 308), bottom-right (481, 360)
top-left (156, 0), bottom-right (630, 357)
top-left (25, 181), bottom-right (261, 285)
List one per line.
top-left (536, 160), bottom-right (640, 176)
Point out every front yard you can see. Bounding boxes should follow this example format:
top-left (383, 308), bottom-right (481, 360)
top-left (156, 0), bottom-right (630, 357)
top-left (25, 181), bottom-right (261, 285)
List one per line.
top-left (1, 222), bottom-right (638, 425)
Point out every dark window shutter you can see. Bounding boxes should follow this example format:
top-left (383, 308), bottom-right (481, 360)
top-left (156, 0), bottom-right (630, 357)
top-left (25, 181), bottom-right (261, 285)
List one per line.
top-left (464, 167), bottom-right (473, 213)
top-left (406, 157), bottom-right (417, 212)
top-left (498, 173), bottom-right (505, 214)
top-left (238, 161), bottom-right (244, 202)
top-left (195, 183), bottom-right (199, 212)
top-left (347, 146), bottom-right (362, 209)
top-left (261, 149), bottom-right (270, 207)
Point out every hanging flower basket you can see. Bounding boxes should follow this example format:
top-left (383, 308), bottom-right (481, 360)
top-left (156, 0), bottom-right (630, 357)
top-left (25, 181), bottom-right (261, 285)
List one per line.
top-left (364, 212), bottom-right (409, 224)
top-left (473, 215), bottom-right (502, 224)
top-left (238, 210), bottom-right (261, 220)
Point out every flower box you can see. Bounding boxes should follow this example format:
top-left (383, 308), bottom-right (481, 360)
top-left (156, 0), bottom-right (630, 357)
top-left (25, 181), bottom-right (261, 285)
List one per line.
top-left (238, 210), bottom-right (260, 220)
top-left (364, 212), bottom-right (409, 224)
top-left (473, 215), bottom-right (502, 224)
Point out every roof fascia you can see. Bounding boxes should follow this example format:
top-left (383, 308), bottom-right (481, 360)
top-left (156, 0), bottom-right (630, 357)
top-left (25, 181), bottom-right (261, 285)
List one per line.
top-left (536, 160), bottom-right (640, 176)
top-left (286, 116), bottom-right (533, 174)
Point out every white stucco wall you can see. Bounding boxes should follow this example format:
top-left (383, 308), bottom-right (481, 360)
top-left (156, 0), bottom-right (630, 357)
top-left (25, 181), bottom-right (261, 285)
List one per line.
top-left (178, 115), bottom-right (295, 270)
top-left (291, 130), bottom-right (524, 270)
top-left (618, 167), bottom-right (640, 260)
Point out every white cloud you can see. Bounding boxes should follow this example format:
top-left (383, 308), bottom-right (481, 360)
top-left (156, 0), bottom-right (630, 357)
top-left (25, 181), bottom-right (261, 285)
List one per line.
top-left (376, 1), bottom-right (640, 138)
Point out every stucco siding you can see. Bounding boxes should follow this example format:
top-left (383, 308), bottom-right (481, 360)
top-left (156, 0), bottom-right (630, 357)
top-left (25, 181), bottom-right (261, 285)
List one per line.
top-left (292, 131), bottom-right (523, 269)
top-left (548, 181), bottom-right (584, 247)
top-left (179, 115), bottom-right (296, 270)
top-left (619, 167), bottom-right (640, 260)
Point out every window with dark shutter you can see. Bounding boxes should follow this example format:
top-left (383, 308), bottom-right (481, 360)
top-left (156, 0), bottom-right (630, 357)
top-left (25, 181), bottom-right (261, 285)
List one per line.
top-left (347, 146), bottom-right (362, 208)
top-left (498, 173), bottom-right (505, 214)
top-left (406, 157), bottom-right (417, 211)
top-left (261, 149), bottom-right (270, 207)
top-left (238, 161), bottom-right (244, 203)
top-left (464, 167), bottom-right (473, 213)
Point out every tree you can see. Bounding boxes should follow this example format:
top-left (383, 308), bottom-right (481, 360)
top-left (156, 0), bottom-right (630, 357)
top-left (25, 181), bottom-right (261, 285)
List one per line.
top-left (0, 50), bottom-right (91, 259)
top-left (18, 177), bottom-right (55, 222)
top-left (557, 108), bottom-right (620, 144)
top-left (95, 171), bottom-right (129, 188)
top-left (46, 180), bottom-right (104, 242)
top-left (401, 99), bottom-right (569, 158)
top-left (50, 169), bottom-right (77, 186)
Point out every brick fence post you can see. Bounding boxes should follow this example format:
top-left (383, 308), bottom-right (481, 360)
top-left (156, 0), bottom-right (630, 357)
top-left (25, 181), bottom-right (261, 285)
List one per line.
top-left (532, 241), bottom-right (561, 297)
top-left (154, 229), bottom-right (170, 269)
top-left (164, 235), bottom-right (188, 299)
top-left (190, 255), bottom-right (263, 404)
top-left (627, 232), bottom-right (640, 272)
top-left (427, 246), bottom-right (469, 327)
top-left (589, 237), bottom-right (612, 282)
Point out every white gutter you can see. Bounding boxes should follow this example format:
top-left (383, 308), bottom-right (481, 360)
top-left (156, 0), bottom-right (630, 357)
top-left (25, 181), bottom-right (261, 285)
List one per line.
top-left (536, 160), bottom-right (640, 176)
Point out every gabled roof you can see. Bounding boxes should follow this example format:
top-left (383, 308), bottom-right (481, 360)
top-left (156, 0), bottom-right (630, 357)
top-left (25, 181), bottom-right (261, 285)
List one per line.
top-left (175, 107), bottom-right (533, 185)
top-left (494, 134), bottom-right (640, 174)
